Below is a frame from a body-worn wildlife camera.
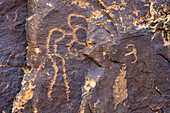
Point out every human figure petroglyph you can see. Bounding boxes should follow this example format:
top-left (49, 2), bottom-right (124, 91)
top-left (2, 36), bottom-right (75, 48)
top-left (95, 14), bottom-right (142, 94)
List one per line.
top-left (46, 14), bottom-right (88, 101)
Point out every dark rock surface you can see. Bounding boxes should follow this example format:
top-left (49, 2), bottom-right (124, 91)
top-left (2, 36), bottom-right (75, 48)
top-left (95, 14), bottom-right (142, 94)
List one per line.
top-left (0, 0), bottom-right (170, 113)
top-left (0, 66), bottom-right (24, 113)
top-left (0, 0), bottom-right (27, 67)
top-left (0, 0), bottom-right (27, 113)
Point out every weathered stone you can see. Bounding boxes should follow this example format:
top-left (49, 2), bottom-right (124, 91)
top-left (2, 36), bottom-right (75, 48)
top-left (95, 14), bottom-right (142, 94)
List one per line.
top-left (0, 0), bottom-right (27, 67)
top-left (0, 0), bottom-right (27, 113)
top-left (0, 0), bottom-right (169, 113)
top-left (0, 66), bottom-right (24, 113)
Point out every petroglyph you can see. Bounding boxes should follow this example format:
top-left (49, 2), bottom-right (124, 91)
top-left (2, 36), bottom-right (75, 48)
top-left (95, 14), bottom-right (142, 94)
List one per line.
top-left (46, 14), bottom-right (88, 101)
top-left (6, 0), bottom-right (169, 112)
top-left (125, 44), bottom-right (137, 63)
top-left (94, 99), bottom-right (100, 108)
top-left (46, 27), bottom-right (69, 100)
top-left (113, 63), bottom-right (127, 109)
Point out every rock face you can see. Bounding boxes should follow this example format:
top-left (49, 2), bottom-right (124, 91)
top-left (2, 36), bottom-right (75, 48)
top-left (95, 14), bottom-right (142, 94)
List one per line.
top-left (0, 0), bottom-right (169, 113)
top-left (0, 0), bottom-right (27, 112)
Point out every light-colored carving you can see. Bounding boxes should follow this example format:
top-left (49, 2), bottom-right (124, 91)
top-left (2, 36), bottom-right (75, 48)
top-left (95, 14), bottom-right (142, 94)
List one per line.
top-left (2, 83), bottom-right (9, 93)
top-left (14, 9), bottom-right (18, 21)
top-left (46, 13), bottom-right (88, 100)
top-left (94, 99), bottom-right (100, 108)
top-left (67, 13), bottom-right (87, 30)
top-left (130, 2), bottom-right (140, 16)
top-left (46, 27), bottom-right (70, 100)
top-left (113, 63), bottom-right (128, 109)
top-left (125, 44), bottom-right (137, 63)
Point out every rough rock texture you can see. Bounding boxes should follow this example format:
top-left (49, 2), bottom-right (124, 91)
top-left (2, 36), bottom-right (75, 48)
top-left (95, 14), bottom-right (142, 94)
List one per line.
top-left (0, 0), bottom-right (27, 113)
top-left (0, 0), bottom-right (170, 113)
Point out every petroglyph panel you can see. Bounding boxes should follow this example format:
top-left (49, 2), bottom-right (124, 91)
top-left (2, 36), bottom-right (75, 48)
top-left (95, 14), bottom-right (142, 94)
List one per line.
top-left (9, 0), bottom-right (170, 113)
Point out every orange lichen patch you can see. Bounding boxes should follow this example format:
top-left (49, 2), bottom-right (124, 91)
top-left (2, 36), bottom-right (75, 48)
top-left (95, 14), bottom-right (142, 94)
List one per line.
top-left (113, 63), bottom-right (128, 109)
top-left (84, 78), bottom-right (96, 91)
